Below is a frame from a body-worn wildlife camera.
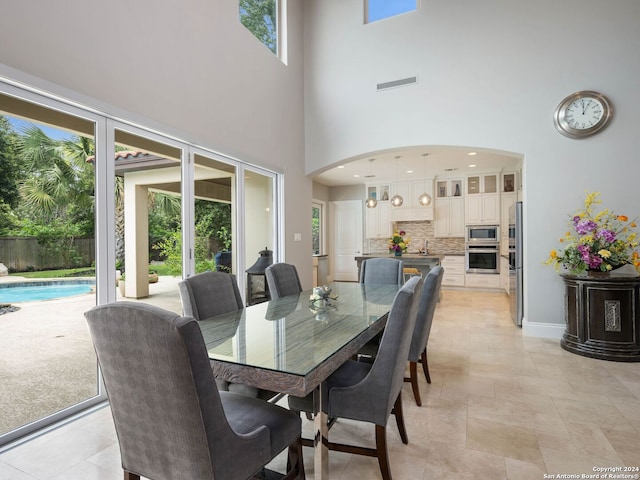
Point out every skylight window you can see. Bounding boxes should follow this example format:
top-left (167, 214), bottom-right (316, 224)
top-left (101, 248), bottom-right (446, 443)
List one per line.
top-left (365, 0), bottom-right (417, 24)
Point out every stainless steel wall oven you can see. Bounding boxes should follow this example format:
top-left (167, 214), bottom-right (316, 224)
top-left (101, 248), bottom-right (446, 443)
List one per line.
top-left (465, 243), bottom-right (500, 274)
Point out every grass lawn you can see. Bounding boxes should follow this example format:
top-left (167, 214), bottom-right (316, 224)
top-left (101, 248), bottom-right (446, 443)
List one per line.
top-left (11, 263), bottom-right (176, 278)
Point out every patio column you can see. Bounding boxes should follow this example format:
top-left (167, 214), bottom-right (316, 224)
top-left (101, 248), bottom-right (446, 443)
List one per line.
top-left (124, 181), bottom-right (149, 299)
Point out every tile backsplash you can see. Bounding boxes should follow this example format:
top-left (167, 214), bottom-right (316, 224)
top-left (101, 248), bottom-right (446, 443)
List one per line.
top-left (366, 221), bottom-right (465, 255)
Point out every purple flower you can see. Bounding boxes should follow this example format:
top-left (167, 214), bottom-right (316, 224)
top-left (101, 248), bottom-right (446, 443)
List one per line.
top-left (597, 229), bottom-right (616, 243)
top-left (577, 245), bottom-right (590, 260)
top-left (588, 255), bottom-right (603, 269)
top-left (575, 220), bottom-right (598, 235)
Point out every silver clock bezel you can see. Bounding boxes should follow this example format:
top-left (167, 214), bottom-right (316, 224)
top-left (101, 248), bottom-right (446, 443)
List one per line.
top-left (553, 90), bottom-right (613, 139)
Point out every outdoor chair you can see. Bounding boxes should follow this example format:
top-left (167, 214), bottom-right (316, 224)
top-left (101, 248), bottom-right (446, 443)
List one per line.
top-left (84, 301), bottom-right (305, 480)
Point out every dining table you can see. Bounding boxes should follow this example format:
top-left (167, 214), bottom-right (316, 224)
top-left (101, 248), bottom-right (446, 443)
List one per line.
top-left (198, 281), bottom-right (401, 480)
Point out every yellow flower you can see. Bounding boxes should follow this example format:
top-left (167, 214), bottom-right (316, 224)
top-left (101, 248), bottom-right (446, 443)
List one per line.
top-left (598, 249), bottom-right (611, 258)
top-left (605, 264), bottom-right (613, 271)
top-left (550, 249), bottom-right (557, 259)
top-left (632, 222), bottom-right (637, 228)
top-left (559, 238), bottom-right (564, 242)
top-left (618, 215), bottom-right (628, 222)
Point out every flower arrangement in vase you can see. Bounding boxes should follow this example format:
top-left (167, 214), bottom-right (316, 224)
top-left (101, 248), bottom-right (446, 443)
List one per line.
top-left (545, 191), bottom-right (640, 275)
top-left (389, 231), bottom-right (409, 256)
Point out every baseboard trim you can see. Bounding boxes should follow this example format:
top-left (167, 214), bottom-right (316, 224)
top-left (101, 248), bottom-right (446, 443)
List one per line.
top-left (523, 319), bottom-right (564, 339)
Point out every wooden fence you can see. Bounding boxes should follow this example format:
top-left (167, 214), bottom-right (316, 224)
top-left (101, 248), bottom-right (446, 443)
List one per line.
top-left (0, 237), bottom-right (95, 272)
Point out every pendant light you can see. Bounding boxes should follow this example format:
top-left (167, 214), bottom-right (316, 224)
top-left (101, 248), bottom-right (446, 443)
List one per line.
top-left (390, 156), bottom-right (404, 207)
top-left (365, 158), bottom-right (377, 208)
top-left (418, 153), bottom-right (432, 206)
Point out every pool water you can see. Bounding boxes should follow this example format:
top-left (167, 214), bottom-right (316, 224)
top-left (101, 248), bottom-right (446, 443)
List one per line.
top-left (0, 282), bottom-right (94, 303)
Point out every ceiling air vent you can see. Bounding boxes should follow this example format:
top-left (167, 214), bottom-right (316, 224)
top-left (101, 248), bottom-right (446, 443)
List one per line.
top-left (376, 76), bottom-right (418, 91)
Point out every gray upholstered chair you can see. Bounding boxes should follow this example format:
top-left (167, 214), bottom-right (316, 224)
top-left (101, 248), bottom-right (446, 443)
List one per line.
top-left (178, 271), bottom-right (243, 321)
top-left (405, 265), bottom-right (444, 406)
top-left (265, 263), bottom-right (303, 299)
top-left (288, 276), bottom-right (423, 480)
top-left (178, 271), bottom-right (275, 400)
top-left (357, 257), bottom-right (404, 361)
top-left (359, 258), bottom-right (404, 286)
top-left (85, 301), bottom-right (304, 480)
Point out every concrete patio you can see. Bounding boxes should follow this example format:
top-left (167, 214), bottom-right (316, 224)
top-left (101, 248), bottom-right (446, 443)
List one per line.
top-left (0, 275), bottom-right (182, 435)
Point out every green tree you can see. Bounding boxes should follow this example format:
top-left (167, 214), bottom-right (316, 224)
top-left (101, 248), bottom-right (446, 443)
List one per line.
top-left (0, 116), bottom-right (21, 208)
top-left (14, 125), bottom-right (95, 231)
top-left (240, 0), bottom-right (277, 54)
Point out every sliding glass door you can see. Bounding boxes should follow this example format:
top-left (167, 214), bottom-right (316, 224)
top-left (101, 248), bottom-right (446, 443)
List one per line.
top-left (0, 88), bottom-right (104, 445)
top-left (0, 79), bottom-right (282, 448)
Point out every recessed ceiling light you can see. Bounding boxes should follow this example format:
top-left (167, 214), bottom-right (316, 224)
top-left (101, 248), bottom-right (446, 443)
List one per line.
top-left (353, 174), bottom-right (360, 178)
top-left (406, 170), bottom-right (414, 174)
top-left (337, 165), bottom-right (345, 169)
top-left (468, 164), bottom-right (477, 168)
top-left (468, 152), bottom-right (477, 156)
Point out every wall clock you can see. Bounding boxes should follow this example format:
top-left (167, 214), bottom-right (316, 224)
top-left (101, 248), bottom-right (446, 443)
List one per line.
top-left (553, 90), bottom-right (613, 139)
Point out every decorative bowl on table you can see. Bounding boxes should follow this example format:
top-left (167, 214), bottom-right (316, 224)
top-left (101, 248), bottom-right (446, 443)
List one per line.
top-left (310, 285), bottom-right (334, 312)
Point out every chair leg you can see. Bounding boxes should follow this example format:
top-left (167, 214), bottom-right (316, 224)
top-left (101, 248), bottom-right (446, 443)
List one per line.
top-left (375, 425), bottom-right (392, 480)
top-left (124, 472), bottom-right (140, 480)
top-left (409, 361), bottom-right (422, 406)
top-left (283, 436), bottom-right (305, 480)
top-left (421, 348), bottom-right (431, 384)
top-left (392, 392), bottom-right (408, 444)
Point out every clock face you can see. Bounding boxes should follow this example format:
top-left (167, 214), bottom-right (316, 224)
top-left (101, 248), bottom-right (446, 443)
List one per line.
top-left (564, 97), bottom-right (604, 130)
top-left (554, 91), bottom-right (612, 138)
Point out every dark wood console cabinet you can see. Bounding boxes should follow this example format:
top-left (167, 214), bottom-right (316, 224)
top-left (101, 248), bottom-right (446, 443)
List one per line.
top-left (561, 270), bottom-right (640, 362)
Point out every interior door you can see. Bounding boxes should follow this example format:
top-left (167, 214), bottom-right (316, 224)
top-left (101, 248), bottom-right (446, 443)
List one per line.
top-left (331, 200), bottom-right (363, 281)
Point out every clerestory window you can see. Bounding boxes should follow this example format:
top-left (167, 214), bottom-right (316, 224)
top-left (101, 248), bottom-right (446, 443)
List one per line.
top-left (365, 0), bottom-right (417, 24)
top-left (240, 0), bottom-right (279, 55)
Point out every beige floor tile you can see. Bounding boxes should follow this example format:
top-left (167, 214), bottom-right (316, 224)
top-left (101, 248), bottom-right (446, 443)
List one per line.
top-left (423, 441), bottom-right (507, 480)
top-left (504, 457), bottom-right (548, 480)
top-left (552, 397), bottom-right (637, 435)
top-left (564, 422), bottom-right (623, 463)
top-left (468, 395), bottom-right (568, 435)
top-left (541, 447), bottom-right (620, 476)
top-left (466, 417), bottom-right (543, 465)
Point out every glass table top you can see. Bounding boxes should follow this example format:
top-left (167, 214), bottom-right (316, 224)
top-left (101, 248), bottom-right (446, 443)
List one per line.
top-left (199, 282), bottom-right (400, 378)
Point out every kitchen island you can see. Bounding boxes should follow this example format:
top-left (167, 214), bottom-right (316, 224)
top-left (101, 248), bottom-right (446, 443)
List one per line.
top-left (355, 253), bottom-right (442, 279)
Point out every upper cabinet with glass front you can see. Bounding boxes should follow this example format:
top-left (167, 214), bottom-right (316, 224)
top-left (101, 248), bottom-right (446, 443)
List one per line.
top-left (365, 183), bottom-right (391, 238)
top-left (465, 173), bottom-right (499, 225)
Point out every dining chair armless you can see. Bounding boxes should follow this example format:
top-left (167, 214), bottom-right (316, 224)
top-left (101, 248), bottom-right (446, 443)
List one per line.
top-left (178, 271), bottom-right (276, 400)
top-left (405, 265), bottom-right (444, 406)
top-left (85, 301), bottom-right (304, 480)
top-left (265, 263), bottom-right (303, 299)
top-left (359, 258), bottom-right (404, 286)
top-left (288, 275), bottom-right (423, 480)
top-left (357, 257), bottom-right (404, 362)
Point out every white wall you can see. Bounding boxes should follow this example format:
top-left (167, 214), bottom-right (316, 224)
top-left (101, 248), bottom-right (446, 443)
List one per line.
top-left (303, 0), bottom-right (640, 334)
top-left (0, 0), bottom-right (313, 286)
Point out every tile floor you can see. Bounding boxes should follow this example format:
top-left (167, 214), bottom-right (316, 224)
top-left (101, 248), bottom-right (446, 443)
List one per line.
top-left (1, 289), bottom-right (639, 479)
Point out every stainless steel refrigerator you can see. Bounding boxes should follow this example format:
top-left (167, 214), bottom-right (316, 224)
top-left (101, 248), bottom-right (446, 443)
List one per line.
top-left (509, 201), bottom-right (523, 326)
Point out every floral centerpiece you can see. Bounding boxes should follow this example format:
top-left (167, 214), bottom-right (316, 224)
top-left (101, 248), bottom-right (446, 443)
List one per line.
top-left (389, 230), bottom-right (409, 256)
top-left (545, 191), bottom-right (640, 274)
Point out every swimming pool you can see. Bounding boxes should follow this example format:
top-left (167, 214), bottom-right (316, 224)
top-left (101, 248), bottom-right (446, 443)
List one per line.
top-left (0, 280), bottom-right (95, 303)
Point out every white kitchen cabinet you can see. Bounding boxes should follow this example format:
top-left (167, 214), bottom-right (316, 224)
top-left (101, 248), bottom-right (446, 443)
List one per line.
top-left (465, 194), bottom-right (499, 225)
top-left (365, 184), bottom-right (391, 239)
top-left (441, 255), bottom-right (465, 287)
top-left (389, 180), bottom-right (434, 221)
top-left (465, 173), bottom-right (500, 225)
top-left (500, 256), bottom-right (510, 293)
top-left (501, 192), bottom-right (516, 238)
top-left (465, 273), bottom-right (500, 289)
top-left (434, 197), bottom-right (465, 237)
